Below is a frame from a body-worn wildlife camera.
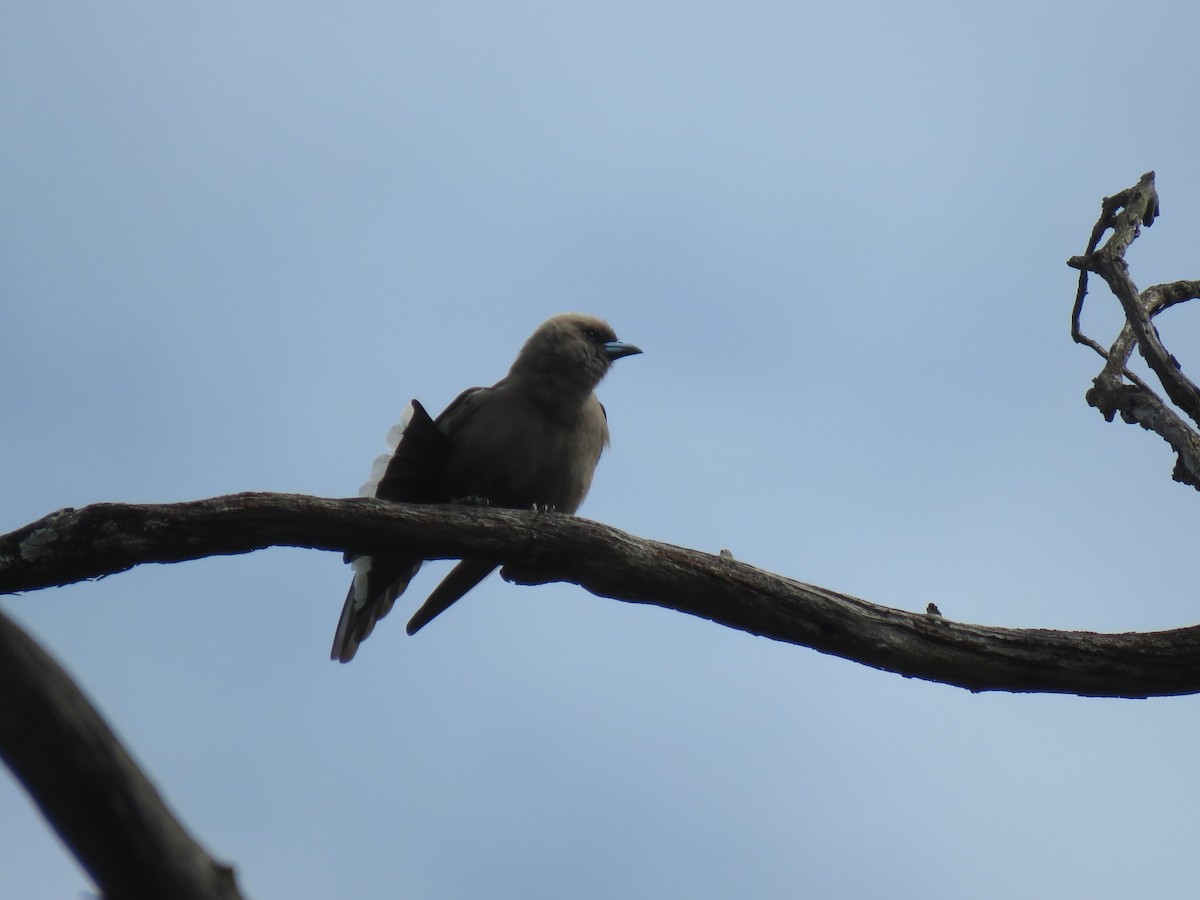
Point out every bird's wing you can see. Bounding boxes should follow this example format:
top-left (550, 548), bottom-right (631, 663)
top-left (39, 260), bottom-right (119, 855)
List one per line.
top-left (395, 387), bottom-right (503, 635)
top-left (331, 398), bottom-right (455, 662)
top-left (374, 399), bottom-right (452, 503)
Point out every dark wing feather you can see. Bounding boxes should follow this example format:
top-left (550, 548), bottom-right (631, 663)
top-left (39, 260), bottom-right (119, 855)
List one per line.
top-left (331, 399), bottom-right (454, 662)
top-left (405, 559), bottom-right (497, 635)
top-left (375, 399), bottom-right (452, 503)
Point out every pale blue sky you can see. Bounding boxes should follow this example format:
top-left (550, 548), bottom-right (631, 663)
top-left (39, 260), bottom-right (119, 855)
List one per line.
top-left (5, 2), bottom-right (1200, 898)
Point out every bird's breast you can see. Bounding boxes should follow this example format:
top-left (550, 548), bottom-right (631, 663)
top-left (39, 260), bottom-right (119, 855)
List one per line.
top-left (441, 395), bottom-right (608, 513)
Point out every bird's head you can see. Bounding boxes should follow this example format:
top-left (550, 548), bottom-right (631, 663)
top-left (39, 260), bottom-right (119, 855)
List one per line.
top-left (511, 313), bottom-right (642, 396)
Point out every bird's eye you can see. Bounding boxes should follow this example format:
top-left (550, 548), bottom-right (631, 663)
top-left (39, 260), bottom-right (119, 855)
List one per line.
top-left (584, 327), bottom-right (602, 342)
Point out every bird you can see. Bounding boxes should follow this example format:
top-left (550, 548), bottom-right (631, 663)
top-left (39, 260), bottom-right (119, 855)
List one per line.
top-left (331, 312), bottom-right (642, 662)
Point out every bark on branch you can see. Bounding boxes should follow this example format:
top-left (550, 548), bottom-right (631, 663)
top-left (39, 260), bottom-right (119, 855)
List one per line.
top-left (1067, 171), bottom-right (1200, 488)
top-left (4, 492), bottom-right (1200, 699)
top-left (0, 605), bottom-right (245, 900)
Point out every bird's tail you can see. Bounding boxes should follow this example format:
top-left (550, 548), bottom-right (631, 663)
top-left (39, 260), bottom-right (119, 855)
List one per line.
top-left (406, 559), bottom-right (497, 635)
top-left (331, 556), bottom-right (421, 662)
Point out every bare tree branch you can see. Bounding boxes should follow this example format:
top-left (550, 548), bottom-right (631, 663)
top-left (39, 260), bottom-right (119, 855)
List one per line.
top-left (4, 492), bottom-right (1200, 699)
top-left (1067, 171), bottom-right (1200, 488)
top-left (0, 605), bottom-right (245, 900)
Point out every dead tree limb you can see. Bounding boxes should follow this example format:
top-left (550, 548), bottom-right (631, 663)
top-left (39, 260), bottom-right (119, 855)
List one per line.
top-left (0, 605), bottom-right (245, 900)
top-left (1067, 171), bottom-right (1200, 488)
top-left (4, 492), bottom-right (1200, 699)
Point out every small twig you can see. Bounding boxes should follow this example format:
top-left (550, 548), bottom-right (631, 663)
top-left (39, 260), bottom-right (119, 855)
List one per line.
top-left (1068, 178), bottom-right (1153, 349)
top-left (1143, 280), bottom-right (1200, 316)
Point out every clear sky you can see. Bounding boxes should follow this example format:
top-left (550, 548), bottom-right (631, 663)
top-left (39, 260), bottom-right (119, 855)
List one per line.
top-left (5, 2), bottom-right (1200, 898)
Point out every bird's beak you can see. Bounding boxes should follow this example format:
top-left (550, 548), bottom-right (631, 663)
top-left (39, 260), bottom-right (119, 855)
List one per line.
top-left (603, 340), bottom-right (643, 361)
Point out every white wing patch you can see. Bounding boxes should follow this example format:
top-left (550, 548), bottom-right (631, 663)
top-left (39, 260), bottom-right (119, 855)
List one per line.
top-left (385, 414), bottom-right (409, 450)
top-left (357, 401), bottom-right (414, 498)
top-left (351, 555), bottom-right (374, 608)
top-left (358, 454), bottom-right (392, 498)
top-left (351, 401), bottom-right (416, 611)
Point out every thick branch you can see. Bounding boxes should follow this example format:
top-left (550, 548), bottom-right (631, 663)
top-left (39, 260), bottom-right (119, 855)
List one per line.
top-left (4, 492), bottom-right (1200, 699)
top-left (0, 606), bottom-right (244, 900)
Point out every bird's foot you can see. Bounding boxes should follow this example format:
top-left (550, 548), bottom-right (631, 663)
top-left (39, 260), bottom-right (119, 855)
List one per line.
top-left (454, 495), bottom-right (491, 507)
